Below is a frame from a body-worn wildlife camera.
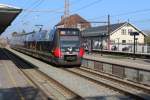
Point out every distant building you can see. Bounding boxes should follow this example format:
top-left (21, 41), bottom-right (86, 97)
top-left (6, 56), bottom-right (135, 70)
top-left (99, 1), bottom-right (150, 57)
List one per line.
top-left (56, 14), bottom-right (91, 31)
top-left (82, 22), bottom-right (147, 52)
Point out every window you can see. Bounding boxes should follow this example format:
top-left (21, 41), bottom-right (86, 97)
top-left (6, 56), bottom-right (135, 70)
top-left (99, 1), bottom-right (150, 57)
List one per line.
top-left (128, 29), bottom-right (132, 35)
top-left (77, 23), bottom-right (81, 29)
top-left (111, 40), bottom-right (115, 44)
top-left (122, 40), bottom-right (126, 44)
top-left (129, 40), bottom-right (132, 43)
top-left (121, 29), bottom-right (126, 35)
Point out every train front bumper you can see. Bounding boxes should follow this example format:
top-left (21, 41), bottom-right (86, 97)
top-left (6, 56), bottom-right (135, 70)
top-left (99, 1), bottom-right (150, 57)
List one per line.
top-left (53, 57), bottom-right (82, 66)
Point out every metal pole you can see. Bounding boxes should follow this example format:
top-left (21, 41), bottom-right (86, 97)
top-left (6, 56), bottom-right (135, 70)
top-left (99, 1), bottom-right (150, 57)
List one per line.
top-left (135, 38), bottom-right (137, 52)
top-left (101, 36), bottom-right (103, 56)
top-left (117, 38), bottom-right (119, 51)
top-left (133, 35), bottom-right (136, 60)
top-left (107, 14), bottom-right (110, 50)
top-left (64, 0), bottom-right (69, 27)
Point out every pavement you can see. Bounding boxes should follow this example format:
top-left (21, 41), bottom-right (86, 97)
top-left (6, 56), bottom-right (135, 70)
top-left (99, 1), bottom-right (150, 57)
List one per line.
top-left (88, 53), bottom-right (150, 65)
top-left (0, 48), bottom-right (46, 100)
top-left (84, 53), bottom-right (150, 71)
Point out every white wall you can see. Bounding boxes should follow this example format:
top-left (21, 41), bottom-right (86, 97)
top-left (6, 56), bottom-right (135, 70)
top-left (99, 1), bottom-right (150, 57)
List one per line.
top-left (110, 24), bottom-right (145, 44)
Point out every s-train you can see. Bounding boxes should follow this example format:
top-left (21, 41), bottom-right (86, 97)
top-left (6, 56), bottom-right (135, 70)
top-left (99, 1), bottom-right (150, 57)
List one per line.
top-left (11, 28), bottom-right (84, 66)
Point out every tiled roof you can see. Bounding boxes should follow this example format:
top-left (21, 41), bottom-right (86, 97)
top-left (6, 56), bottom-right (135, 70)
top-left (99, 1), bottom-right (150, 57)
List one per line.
top-left (56, 14), bottom-right (90, 26)
top-left (81, 22), bottom-right (127, 37)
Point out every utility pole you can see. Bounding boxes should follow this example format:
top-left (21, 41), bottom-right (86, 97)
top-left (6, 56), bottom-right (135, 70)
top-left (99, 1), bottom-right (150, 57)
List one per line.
top-left (64, 0), bottom-right (70, 28)
top-left (107, 14), bottom-right (110, 50)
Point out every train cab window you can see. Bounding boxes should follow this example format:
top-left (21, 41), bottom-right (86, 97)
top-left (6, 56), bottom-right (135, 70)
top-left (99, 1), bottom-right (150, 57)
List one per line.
top-left (59, 29), bottom-right (80, 52)
top-left (60, 36), bottom-right (80, 47)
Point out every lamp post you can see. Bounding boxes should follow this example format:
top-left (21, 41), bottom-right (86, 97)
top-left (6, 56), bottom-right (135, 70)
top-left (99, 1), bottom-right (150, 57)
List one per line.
top-left (116, 38), bottom-right (120, 51)
top-left (130, 32), bottom-right (139, 60)
top-left (135, 38), bottom-right (138, 52)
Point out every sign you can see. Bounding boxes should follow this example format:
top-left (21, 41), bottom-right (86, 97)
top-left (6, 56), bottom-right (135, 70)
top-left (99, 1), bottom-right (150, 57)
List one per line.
top-left (130, 32), bottom-right (139, 36)
top-left (60, 30), bottom-right (79, 36)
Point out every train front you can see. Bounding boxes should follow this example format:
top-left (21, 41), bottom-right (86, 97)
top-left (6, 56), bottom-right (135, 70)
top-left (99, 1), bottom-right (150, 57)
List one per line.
top-left (53, 28), bottom-right (84, 66)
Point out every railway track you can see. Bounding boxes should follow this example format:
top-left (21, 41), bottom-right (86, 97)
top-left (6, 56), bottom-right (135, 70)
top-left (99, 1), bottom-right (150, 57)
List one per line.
top-left (7, 47), bottom-right (130, 100)
top-left (0, 48), bottom-right (48, 100)
top-left (5, 47), bottom-right (150, 100)
top-left (3, 49), bottom-right (83, 100)
top-left (63, 67), bottom-right (150, 100)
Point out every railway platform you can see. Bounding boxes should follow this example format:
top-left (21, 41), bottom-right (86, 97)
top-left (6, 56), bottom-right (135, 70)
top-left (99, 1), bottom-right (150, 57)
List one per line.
top-left (83, 53), bottom-right (150, 86)
top-left (84, 53), bottom-right (150, 71)
top-left (6, 47), bottom-right (136, 99)
top-left (0, 48), bottom-right (46, 100)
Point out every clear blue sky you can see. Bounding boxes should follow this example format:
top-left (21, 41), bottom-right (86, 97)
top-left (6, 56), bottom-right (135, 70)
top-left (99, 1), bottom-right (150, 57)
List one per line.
top-left (1, 0), bottom-right (150, 37)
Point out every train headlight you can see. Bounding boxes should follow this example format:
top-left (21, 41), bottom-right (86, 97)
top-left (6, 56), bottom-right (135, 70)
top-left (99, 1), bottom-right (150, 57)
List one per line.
top-left (79, 48), bottom-right (84, 57)
top-left (53, 48), bottom-right (62, 58)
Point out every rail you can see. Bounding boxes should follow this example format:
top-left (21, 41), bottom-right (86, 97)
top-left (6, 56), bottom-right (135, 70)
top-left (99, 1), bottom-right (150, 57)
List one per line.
top-left (4, 48), bottom-right (83, 100)
top-left (63, 67), bottom-right (150, 100)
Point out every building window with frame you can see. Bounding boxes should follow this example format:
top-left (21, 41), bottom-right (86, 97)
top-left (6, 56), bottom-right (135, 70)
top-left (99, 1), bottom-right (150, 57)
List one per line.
top-left (77, 23), bottom-right (81, 29)
top-left (121, 29), bottom-right (126, 35)
top-left (128, 29), bottom-right (132, 35)
top-left (122, 40), bottom-right (126, 44)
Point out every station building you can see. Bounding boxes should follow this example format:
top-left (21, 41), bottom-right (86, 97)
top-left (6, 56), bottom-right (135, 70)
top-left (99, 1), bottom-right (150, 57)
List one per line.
top-left (56, 14), bottom-right (91, 31)
top-left (81, 22), bottom-right (148, 53)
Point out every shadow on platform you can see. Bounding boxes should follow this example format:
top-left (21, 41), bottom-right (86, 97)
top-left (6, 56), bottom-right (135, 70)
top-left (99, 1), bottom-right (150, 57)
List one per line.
top-left (0, 86), bottom-right (50, 100)
top-left (0, 48), bottom-right (35, 69)
top-left (0, 48), bottom-right (10, 60)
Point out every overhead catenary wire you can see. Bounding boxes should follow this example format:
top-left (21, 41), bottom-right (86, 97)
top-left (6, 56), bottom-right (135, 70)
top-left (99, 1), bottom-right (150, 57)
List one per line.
top-left (8, 0), bottom-right (150, 33)
top-left (22, 9), bottom-right (63, 13)
top-left (11, 0), bottom-right (46, 32)
top-left (21, 0), bottom-right (43, 17)
top-left (21, 0), bottom-right (85, 13)
top-left (131, 19), bottom-right (150, 23)
top-left (87, 8), bottom-right (150, 21)
top-left (21, 0), bottom-right (44, 18)
top-left (72, 0), bottom-right (103, 13)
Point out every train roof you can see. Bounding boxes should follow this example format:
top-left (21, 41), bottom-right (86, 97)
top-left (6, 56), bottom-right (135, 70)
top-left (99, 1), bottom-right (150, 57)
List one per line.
top-left (57, 28), bottom-right (80, 31)
top-left (13, 30), bottom-right (48, 37)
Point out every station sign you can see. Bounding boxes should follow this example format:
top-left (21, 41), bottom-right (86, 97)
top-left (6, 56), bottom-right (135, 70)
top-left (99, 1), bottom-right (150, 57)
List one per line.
top-left (130, 32), bottom-right (139, 36)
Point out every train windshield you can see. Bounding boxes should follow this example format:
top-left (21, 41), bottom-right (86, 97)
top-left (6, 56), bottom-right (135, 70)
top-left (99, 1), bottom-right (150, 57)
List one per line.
top-left (59, 30), bottom-right (80, 51)
top-left (60, 36), bottom-right (80, 47)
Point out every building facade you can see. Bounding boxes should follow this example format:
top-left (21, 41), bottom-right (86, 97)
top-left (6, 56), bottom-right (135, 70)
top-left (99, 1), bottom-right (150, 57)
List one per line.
top-left (82, 22), bottom-right (147, 53)
top-left (56, 14), bottom-right (91, 31)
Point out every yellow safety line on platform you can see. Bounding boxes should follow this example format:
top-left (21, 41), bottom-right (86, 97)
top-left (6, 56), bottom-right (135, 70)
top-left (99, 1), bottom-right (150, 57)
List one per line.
top-left (4, 61), bottom-right (25, 100)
